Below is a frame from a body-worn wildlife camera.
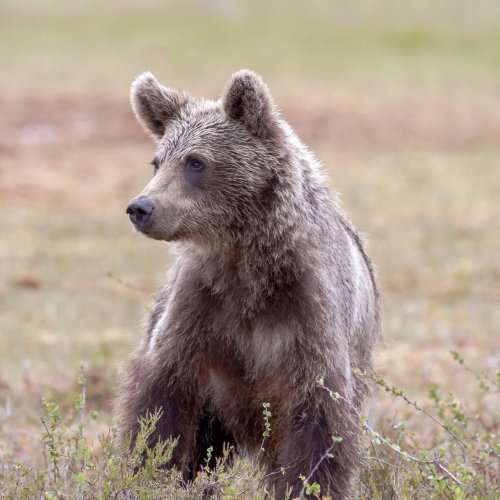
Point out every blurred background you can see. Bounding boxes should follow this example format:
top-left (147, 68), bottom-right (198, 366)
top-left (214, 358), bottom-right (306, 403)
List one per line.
top-left (1, 0), bottom-right (499, 466)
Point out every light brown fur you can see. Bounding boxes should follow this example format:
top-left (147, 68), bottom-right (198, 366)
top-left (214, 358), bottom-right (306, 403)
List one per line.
top-left (116, 70), bottom-right (381, 498)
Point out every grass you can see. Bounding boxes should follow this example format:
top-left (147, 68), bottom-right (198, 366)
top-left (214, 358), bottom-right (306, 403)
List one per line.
top-left (2, 0), bottom-right (500, 92)
top-left (1, 364), bottom-right (498, 497)
top-left (0, 0), bottom-right (499, 497)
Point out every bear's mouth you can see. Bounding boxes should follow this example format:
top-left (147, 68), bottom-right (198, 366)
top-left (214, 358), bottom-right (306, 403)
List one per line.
top-left (131, 214), bottom-right (184, 242)
top-left (139, 228), bottom-right (179, 242)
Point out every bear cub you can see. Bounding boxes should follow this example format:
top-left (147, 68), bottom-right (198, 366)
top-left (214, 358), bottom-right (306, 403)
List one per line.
top-left (117, 69), bottom-right (380, 499)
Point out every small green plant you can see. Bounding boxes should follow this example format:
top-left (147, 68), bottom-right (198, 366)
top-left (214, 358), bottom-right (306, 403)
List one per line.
top-left (299, 474), bottom-right (321, 498)
top-left (255, 402), bottom-right (272, 463)
top-left (262, 403), bottom-right (272, 438)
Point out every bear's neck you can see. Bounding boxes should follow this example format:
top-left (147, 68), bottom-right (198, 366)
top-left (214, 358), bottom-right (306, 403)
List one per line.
top-left (193, 228), bottom-right (303, 317)
top-left (190, 163), bottom-right (333, 317)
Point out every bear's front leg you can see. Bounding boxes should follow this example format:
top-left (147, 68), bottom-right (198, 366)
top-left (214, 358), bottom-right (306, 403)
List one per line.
top-left (115, 350), bottom-right (200, 478)
top-left (267, 393), bottom-right (362, 499)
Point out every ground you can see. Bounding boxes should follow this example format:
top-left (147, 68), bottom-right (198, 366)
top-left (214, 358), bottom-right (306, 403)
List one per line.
top-left (0, 1), bottom-right (498, 497)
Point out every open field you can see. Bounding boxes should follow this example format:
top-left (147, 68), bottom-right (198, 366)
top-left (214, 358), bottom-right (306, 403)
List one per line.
top-left (0, 1), bottom-right (499, 497)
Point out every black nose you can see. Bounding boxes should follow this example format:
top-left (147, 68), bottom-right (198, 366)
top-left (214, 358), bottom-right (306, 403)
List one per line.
top-left (126, 198), bottom-right (154, 226)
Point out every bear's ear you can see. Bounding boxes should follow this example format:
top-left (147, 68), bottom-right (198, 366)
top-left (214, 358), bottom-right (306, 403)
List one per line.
top-left (130, 72), bottom-right (184, 140)
top-left (222, 70), bottom-right (280, 140)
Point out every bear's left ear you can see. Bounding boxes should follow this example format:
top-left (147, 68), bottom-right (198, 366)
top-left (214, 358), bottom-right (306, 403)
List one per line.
top-left (130, 72), bottom-right (185, 140)
top-left (222, 70), bottom-right (280, 140)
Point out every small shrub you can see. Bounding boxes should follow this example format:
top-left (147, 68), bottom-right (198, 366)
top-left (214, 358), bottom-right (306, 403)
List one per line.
top-left (0, 354), bottom-right (498, 498)
top-left (352, 353), bottom-right (500, 499)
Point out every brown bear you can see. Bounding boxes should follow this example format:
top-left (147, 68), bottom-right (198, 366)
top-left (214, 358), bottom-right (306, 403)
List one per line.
top-left (116, 69), bottom-right (380, 499)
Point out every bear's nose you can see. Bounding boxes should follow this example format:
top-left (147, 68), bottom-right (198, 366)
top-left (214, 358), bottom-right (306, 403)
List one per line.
top-left (126, 198), bottom-right (154, 226)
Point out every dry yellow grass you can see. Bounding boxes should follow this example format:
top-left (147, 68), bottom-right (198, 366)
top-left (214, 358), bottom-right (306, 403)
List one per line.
top-left (1, 87), bottom-right (498, 471)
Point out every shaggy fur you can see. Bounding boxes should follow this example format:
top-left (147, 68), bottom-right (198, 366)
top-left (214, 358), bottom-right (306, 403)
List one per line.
top-left (116, 69), bottom-right (381, 499)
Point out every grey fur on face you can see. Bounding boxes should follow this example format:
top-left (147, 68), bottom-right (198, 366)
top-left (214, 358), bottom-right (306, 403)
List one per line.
top-left (118, 69), bottom-right (381, 499)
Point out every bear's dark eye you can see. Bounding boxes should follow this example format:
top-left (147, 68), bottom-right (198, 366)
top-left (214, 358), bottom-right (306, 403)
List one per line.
top-left (151, 158), bottom-right (160, 175)
top-left (184, 156), bottom-right (208, 187)
top-left (185, 157), bottom-right (206, 173)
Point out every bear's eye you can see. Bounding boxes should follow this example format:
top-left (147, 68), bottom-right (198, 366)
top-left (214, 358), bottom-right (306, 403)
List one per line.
top-left (184, 156), bottom-right (208, 187)
top-left (151, 158), bottom-right (160, 175)
top-left (185, 157), bottom-right (206, 173)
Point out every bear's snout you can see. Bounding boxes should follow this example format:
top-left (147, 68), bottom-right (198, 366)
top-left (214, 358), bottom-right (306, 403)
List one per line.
top-left (126, 198), bottom-right (154, 228)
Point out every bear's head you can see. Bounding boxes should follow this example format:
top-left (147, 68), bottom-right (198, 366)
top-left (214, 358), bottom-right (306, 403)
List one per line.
top-left (126, 70), bottom-right (290, 244)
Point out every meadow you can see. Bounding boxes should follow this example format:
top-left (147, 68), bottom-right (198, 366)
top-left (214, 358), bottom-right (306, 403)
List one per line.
top-left (0, 1), bottom-right (499, 497)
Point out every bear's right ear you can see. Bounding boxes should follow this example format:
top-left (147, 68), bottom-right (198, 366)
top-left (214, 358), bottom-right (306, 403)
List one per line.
top-left (130, 72), bottom-right (184, 140)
